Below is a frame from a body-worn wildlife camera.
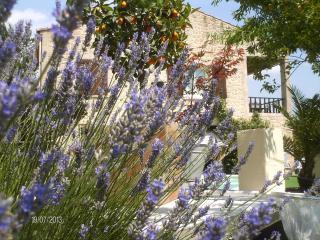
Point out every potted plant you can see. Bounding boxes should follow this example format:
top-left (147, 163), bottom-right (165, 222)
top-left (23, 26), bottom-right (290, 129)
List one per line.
top-left (281, 178), bottom-right (320, 240)
top-left (281, 87), bottom-right (320, 190)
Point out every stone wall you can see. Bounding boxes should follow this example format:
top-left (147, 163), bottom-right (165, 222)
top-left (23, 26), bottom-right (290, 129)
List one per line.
top-left (253, 113), bottom-right (286, 129)
top-left (185, 11), bottom-right (250, 118)
top-left (38, 11), bottom-right (286, 129)
top-left (37, 10), bottom-right (250, 119)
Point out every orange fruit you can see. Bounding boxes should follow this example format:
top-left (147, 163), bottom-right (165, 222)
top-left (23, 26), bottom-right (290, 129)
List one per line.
top-left (160, 36), bottom-right (167, 43)
top-left (95, 23), bottom-right (107, 33)
top-left (117, 17), bottom-right (125, 25)
top-left (172, 32), bottom-right (179, 41)
top-left (178, 42), bottom-right (185, 49)
top-left (171, 9), bottom-right (180, 18)
top-left (120, 1), bottom-right (127, 9)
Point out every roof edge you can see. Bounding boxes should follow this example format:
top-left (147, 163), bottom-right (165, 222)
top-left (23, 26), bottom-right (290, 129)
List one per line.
top-left (194, 9), bottom-right (236, 28)
top-left (36, 27), bottom-right (52, 33)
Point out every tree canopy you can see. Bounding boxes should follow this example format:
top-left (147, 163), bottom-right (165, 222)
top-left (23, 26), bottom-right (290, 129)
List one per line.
top-left (69, 0), bottom-right (194, 68)
top-left (212, 0), bottom-right (320, 90)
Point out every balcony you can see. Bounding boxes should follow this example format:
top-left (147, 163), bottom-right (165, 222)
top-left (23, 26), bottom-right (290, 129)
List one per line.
top-left (249, 97), bottom-right (283, 113)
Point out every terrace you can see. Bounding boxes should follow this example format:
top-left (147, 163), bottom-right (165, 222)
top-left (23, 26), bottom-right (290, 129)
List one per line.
top-left (249, 97), bottom-right (283, 113)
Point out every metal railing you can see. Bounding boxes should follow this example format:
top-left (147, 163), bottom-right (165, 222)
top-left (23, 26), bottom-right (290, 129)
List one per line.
top-left (249, 97), bottom-right (283, 113)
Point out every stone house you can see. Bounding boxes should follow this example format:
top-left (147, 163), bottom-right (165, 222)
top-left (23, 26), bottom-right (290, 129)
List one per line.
top-left (37, 10), bottom-right (295, 198)
top-left (37, 10), bottom-right (290, 128)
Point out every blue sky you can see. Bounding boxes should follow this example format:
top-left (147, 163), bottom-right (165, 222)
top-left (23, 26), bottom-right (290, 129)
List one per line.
top-left (8, 0), bottom-right (320, 98)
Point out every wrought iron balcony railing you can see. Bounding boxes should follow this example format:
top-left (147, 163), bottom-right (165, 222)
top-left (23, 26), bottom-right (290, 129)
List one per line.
top-left (249, 97), bottom-right (283, 113)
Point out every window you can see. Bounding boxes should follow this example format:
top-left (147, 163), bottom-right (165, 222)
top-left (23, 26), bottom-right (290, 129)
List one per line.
top-left (185, 68), bottom-right (207, 97)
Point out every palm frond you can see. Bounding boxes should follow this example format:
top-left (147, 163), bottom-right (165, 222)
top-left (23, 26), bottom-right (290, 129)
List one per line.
top-left (288, 85), bottom-right (305, 116)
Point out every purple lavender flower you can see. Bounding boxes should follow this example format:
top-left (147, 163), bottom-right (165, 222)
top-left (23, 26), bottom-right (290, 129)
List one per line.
top-left (0, 196), bottom-right (14, 237)
top-left (5, 126), bottom-right (17, 142)
top-left (109, 84), bottom-right (120, 96)
top-left (146, 180), bottom-right (165, 204)
top-left (200, 217), bottom-right (227, 240)
top-left (0, 0), bottom-right (16, 23)
top-left (109, 87), bottom-right (149, 159)
top-left (177, 188), bottom-right (191, 209)
top-left (135, 170), bottom-right (151, 192)
top-left (113, 42), bottom-right (125, 72)
top-left (272, 171), bottom-right (282, 183)
top-left (236, 198), bottom-right (276, 238)
top-left (95, 164), bottom-right (110, 201)
top-left (79, 224), bottom-right (89, 239)
top-left (51, 25), bottom-right (72, 43)
top-left (152, 138), bottom-right (163, 153)
top-left (52, 0), bottom-right (61, 19)
top-left (0, 81), bottom-right (19, 120)
top-left (118, 66), bottom-right (126, 79)
top-left (244, 199), bottom-right (275, 227)
top-left (128, 32), bottom-right (142, 68)
top-left (203, 161), bottom-right (225, 186)
top-left (102, 53), bottom-right (113, 72)
top-left (39, 150), bottom-right (70, 178)
top-left (260, 180), bottom-right (272, 193)
top-left (51, 0), bottom-right (89, 56)
top-left (211, 142), bottom-right (220, 156)
top-left (198, 206), bottom-right (210, 218)
top-left (129, 180), bottom-right (165, 239)
top-left (0, 41), bottom-right (16, 68)
top-left (201, 109), bottom-right (214, 127)
top-left (20, 184), bottom-right (49, 214)
top-left (147, 139), bottom-right (163, 168)
top-left (47, 177), bottom-right (65, 205)
top-left (232, 142), bottom-right (255, 173)
top-left (75, 67), bottom-right (94, 97)
top-left (144, 225), bottom-right (158, 240)
top-left (60, 61), bottom-right (75, 93)
top-left (83, 17), bottom-right (95, 48)
top-left (156, 41), bottom-right (168, 58)
top-left (44, 68), bottom-right (59, 92)
top-left (215, 109), bottom-right (234, 139)
top-left (33, 91), bottom-right (45, 101)
top-left (169, 48), bottom-right (188, 80)
top-left (111, 144), bottom-right (121, 159)
top-left (19, 177), bottom-right (66, 216)
top-left (260, 171), bottom-right (282, 193)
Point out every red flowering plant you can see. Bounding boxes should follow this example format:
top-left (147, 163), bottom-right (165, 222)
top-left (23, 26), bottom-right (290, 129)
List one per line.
top-left (175, 46), bottom-right (245, 122)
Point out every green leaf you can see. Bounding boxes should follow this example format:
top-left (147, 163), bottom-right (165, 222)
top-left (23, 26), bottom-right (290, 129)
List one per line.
top-left (66, 0), bottom-right (74, 6)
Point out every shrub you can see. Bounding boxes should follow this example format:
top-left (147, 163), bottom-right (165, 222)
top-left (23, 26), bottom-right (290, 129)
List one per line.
top-left (216, 101), bottom-right (270, 173)
top-left (281, 87), bottom-right (320, 190)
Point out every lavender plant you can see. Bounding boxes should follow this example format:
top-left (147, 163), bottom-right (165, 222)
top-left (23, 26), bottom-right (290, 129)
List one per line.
top-left (0, 1), bottom-right (295, 239)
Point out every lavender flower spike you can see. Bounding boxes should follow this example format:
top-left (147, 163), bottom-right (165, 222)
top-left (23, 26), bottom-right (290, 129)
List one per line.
top-left (79, 224), bottom-right (89, 239)
top-left (0, 196), bottom-right (15, 238)
top-left (0, 0), bottom-right (17, 23)
top-left (200, 217), bottom-right (227, 240)
top-left (129, 180), bottom-right (165, 239)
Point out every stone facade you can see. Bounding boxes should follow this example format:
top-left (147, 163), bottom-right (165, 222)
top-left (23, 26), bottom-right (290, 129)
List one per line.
top-left (37, 10), bottom-right (285, 127)
top-left (185, 11), bottom-right (250, 118)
